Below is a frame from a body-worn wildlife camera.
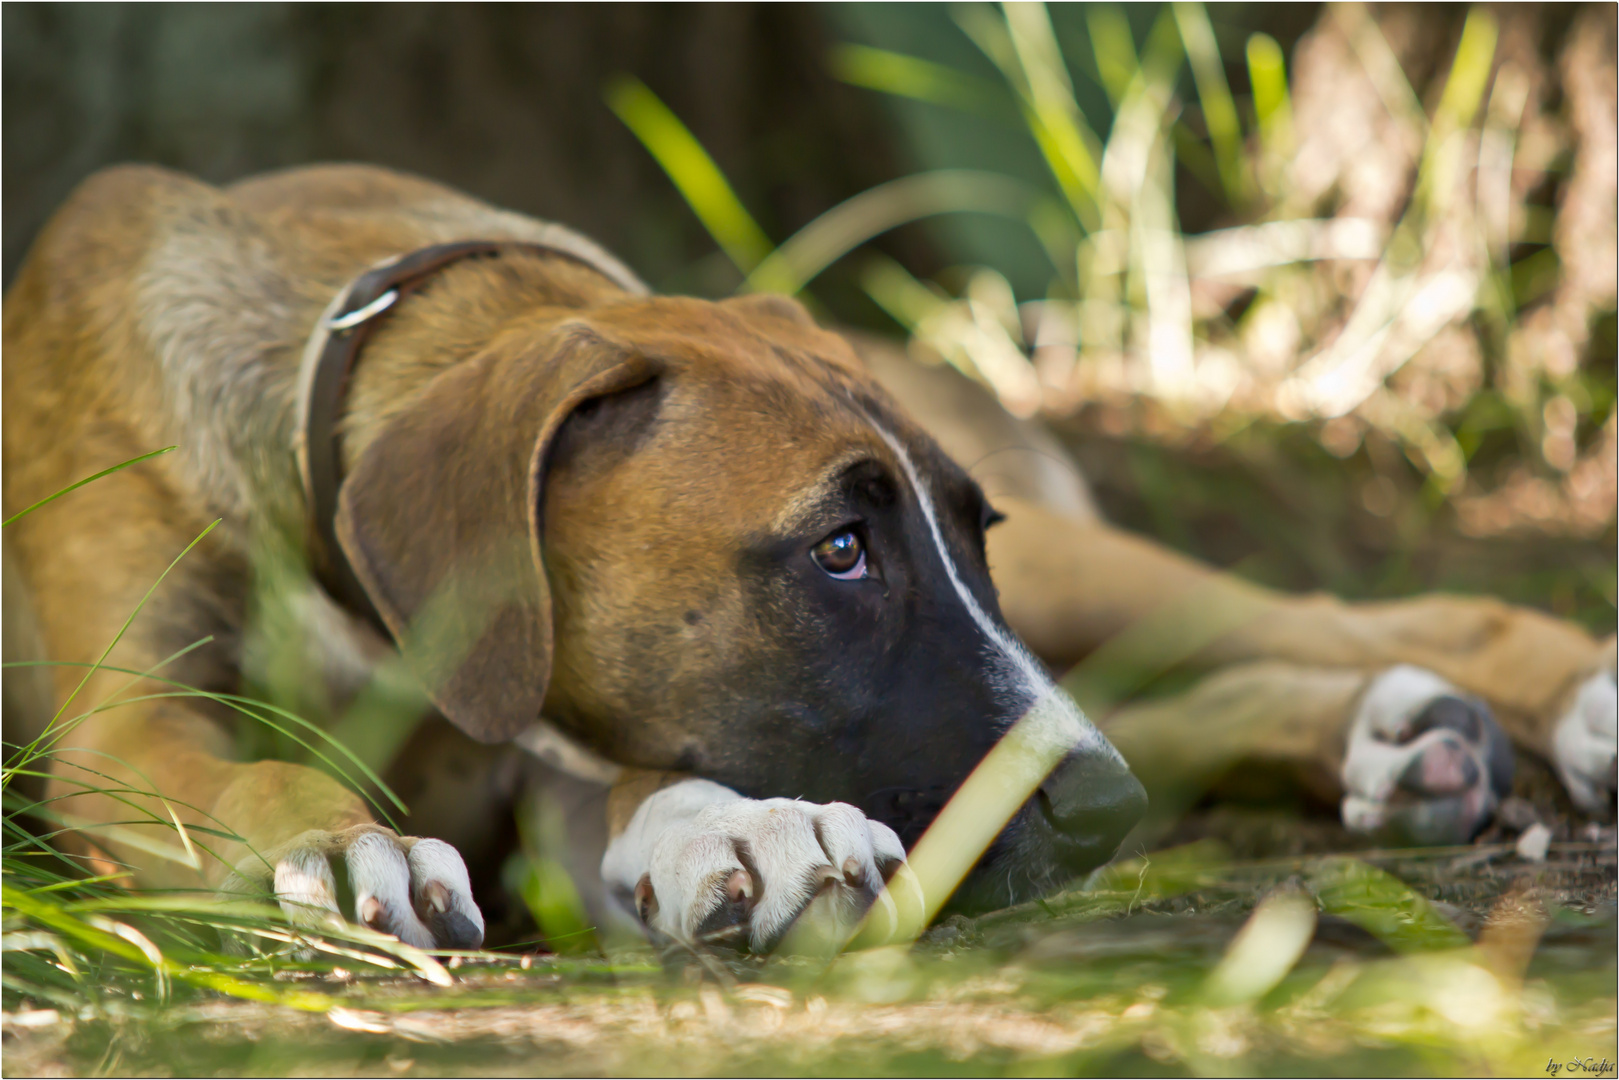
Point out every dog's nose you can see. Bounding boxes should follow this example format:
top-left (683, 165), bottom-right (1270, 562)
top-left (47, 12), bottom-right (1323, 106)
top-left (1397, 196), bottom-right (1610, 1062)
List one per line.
top-left (1036, 750), bottom-right (1147, 863)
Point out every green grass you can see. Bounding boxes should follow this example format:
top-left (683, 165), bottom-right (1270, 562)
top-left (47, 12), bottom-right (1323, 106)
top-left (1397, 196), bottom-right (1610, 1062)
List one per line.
top-left (5, 831), bottom-right (1613, 1075)
top-left (0, 454), bottom-right (503, 1034)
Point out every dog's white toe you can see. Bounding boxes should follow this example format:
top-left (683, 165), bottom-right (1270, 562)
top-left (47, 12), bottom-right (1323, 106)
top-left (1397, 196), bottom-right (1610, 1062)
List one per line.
top-left (271, 845), bottom-right (343, 930)
top-left (343, 830), bottom-right (437, 949)
top-left (1553, 667), bottom-right (1617, 814)
top-left (1340, 666), bottom-right (1514, 845)
top-left (256, 826), bottom-right (484, 950)
top-left (635, 794), bottom-right (906, 953)
top-left (406, 838), bottom-right (485, 948)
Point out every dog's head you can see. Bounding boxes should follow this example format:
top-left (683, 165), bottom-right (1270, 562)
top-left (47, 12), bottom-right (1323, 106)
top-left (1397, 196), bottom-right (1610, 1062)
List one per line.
top-left (337, 293), bottom-right (1145, 910)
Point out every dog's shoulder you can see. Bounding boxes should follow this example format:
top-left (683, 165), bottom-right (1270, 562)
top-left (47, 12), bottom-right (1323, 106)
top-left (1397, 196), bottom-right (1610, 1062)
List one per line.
top-left (222, 164), bottom-right (636, 290)
top-left (19, 162), bottom-right (586, 313)
top-left (8, 162), bottom-right (641, 522)
top-left (9, 165), bottom-right (227, 318)
top-left (37, 162), bottom-right (217, 242)
top-left (13, 163), bottom-right (309, 339)
top-left (9, 165), bottom-right (332, 520)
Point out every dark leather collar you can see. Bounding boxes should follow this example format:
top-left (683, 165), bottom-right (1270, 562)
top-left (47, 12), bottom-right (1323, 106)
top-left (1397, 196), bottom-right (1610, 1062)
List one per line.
top-left (294, 237), bottom-right (647, 631)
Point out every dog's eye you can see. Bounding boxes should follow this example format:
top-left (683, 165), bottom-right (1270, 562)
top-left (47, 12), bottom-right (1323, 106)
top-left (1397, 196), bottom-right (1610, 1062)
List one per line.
top-left (812, 530), bottom-right (867, 580)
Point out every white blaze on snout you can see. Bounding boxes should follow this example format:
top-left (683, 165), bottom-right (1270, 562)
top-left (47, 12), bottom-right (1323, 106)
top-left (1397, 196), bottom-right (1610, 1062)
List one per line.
top-left (869, 422), bottom-right (1116, 763)
top-left (852, 422), bottom-right (1124, 942)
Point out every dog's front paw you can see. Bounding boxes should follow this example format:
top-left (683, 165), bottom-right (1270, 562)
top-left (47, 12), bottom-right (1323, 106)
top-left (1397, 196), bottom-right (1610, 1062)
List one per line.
top-left (231, 824), bottom-right (484, 950)
top-left (1553, 659), bottom-right (1616, 815)
top-left (1340, 666), bottom-right (1514, 845)
top-left (635, 798), bottom-right (910, 953)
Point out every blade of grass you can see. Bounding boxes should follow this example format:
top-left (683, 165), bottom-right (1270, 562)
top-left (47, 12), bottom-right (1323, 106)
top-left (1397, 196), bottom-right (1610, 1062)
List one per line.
top-left (1133, 104), bottom-right (1197, 398)
top-left (1335, 2), bottom-right (1429, 138)
top-left (1086, 6), bottom-right (1140, 109)
top-left (829, 43), bottom-right (1006, 116)
top-left (33, 520), bottom-right (220, 751)
top-left (1306, 856), bottom-right (1472, 952)
top-left (605, 74), bottom-right (774, 275)
top-left (1080, 6), bottom-right (1182, 364)
top-left (4, 634), bottom-right (217, 782)
top-left (22, 760), bottom-right (247, 874)
top-left (1413, 7), bottom-right (1498, 221)
top-left (1201, 889), bottom-right (1317, 1005)
top-left (1476, 66), bottom-right (1530, 325)
top-left (10, 660), bottom-right (408, 819)
top-left (744, 170), bottom-right (1040, 296)
top-left (849, 690), bottom-right (1086, 945)
top-left (859, 253), bottom-right (951, 333)
top-left (11, 874), bottom-right (134, 896)
top-left (310, 657), bottom-right (429, 796)
top-left (1058, 554), bottom-right (1271, 716)
top-left (2, 447), bottom-right (174, 529)
top-left (956, 3), bottom-right (1101, 230)
top-left (857, 254), bottom-right (1003, 390)
top-left (1246, 31), bottom-right (1294, 190)
top-left (1281, 7), bottom-right (1497, 420)
top-left (1173, 3), bottom-right (1252, 208)
top-left (3, 884), bottom-right (340, 1011)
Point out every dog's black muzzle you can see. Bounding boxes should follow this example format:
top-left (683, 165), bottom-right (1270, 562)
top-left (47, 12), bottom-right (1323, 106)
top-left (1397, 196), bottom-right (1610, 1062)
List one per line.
top-left (860, 736), bottom-right (1147, 913)
top-left (1033, 747), bottom-right (1149, 872)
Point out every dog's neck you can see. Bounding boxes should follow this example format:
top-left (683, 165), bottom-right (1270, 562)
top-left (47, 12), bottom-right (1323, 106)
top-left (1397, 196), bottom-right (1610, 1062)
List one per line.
top-left (294, 239), bottom-right (647, 627)
top-left (333, 250), bottom-right (646, 469)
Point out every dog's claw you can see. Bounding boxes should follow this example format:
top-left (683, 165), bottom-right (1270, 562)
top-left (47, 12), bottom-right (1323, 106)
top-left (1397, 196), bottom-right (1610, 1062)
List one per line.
top-left (723, 868), bottom-right (754, 905)
top-left (422, 880), bottom-right (451, 915)
top-left (358, 895), bottom-right (385, 929)
top-left (416, 878), bottom-right (482, 948)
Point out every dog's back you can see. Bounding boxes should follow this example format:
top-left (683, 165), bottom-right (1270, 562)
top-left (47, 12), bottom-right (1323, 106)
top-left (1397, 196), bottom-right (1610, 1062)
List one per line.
top-left (5, 165), bottom-right (625, 526)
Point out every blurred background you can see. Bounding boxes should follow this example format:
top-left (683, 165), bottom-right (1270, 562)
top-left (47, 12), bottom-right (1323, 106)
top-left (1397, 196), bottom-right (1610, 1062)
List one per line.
top-left (5, 0), bottom-right (1614, 632)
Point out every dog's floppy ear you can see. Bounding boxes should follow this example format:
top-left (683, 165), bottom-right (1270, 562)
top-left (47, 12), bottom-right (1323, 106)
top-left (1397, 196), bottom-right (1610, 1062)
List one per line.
top-left (334, 323), bottom-right (657, 743)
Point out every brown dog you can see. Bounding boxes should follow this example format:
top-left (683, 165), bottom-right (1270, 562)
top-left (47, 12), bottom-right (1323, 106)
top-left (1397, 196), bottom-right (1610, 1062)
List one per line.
top-left (4, 163), bottom-right (1147, 951)
top-left (4, 164), bottom-right (1612, 951)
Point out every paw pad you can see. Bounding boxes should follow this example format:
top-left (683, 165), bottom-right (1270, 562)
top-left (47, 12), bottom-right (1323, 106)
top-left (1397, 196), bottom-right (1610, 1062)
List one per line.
top-left (1342, 670), bottom-right (1513, 845)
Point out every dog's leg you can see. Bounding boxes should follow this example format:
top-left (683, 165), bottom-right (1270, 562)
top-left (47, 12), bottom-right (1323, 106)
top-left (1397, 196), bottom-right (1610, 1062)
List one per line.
top-left (11, 476), bottom-right (484, 948)
top-left (989, 495), bottom-right (1615, 813)
top-left (1100, 661), bottom-right (1517, 844)
top-left (48, 673), bottom-right (487, 950)
top-left (600, 770), bottom-right (912, 953)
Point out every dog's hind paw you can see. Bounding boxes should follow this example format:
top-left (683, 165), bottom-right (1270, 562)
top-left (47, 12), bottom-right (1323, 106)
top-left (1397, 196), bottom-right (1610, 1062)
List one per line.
top-left (632, 793), bottom-right (912, 954)
top-left (1340, 666), bottom-right (1514, 845)
top-left (1552, 655), bottom-right (1616, 815)
top-left (233, 825), bottom-right (484, 951)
